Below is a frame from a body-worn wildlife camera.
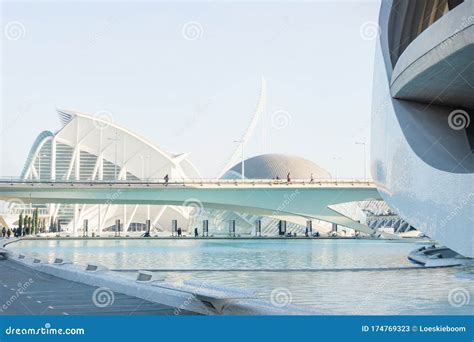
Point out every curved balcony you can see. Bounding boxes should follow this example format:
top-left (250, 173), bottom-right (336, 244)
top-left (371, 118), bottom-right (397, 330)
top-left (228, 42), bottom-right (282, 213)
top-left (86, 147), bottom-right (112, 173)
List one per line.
top-left (391, 1), bottom-right (474, 109)
top-left (371, 0), bottom-right (474, 257)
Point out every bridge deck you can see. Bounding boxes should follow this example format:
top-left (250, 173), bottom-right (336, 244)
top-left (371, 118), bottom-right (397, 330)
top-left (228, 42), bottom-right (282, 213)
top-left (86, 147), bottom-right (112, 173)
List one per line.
top-left (0, 179), bottom-right (375, 189)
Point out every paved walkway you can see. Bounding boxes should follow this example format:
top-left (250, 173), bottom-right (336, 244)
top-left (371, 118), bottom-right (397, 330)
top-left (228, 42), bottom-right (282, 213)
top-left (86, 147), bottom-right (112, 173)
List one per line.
top-left (0, 259), bottom-right (196, 316)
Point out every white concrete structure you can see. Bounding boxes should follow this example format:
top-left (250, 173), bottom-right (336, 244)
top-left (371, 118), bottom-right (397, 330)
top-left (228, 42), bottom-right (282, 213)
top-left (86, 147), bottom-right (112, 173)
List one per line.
top-left (373, 0), bottom-right (474, 256)
top-left (2, 110), bottom-right (386, 238)
top-left (215, 154), bottom-right (335, 236)
top-left (17, 109), bottom-right (200, 235)
top-left (0, 180), bottom-right (381, 235)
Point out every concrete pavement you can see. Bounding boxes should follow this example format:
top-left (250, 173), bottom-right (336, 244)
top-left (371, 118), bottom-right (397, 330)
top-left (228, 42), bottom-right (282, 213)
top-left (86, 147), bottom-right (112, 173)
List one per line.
top-left (0, 259), bottom-right (196, 316)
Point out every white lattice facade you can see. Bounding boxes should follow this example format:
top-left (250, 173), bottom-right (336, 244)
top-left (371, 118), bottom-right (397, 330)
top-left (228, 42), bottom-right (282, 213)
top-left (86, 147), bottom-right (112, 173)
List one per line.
top-left (20, 109), bottom-right (200, 235)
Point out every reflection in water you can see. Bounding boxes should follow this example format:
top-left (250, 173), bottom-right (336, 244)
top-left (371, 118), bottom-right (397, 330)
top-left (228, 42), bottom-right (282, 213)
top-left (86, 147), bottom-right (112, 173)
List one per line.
top-left (7, 239), bottom-right (473, 314)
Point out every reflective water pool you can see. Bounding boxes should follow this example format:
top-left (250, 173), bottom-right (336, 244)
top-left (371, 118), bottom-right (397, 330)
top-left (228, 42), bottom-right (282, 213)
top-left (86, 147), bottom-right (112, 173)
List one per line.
top-left (7, 239), bottom-right (474, 315)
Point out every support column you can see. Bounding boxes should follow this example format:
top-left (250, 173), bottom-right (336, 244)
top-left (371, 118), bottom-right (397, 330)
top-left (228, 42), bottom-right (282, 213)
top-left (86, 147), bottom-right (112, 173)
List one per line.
top-left (229, 220), bottom-right (236, 237)
top-left (278, 220), bottom-right (287, 236)
top-left (98, 130), bottom-right (104, 181)
top-left (146, 219), bottom-right (151, 236)
top-left (75, 116), bottom-right (81, 181)
top-left (123, 205), bottom-right (127, 233)
top-left (49, 137), bottom-right (57, 222)
top-left (50, 137), bottom-right (56, 180)
top-left (73, 204), bottom-right (78, 236)
top-left (75, 147), bottom-right (80, 181)
top-left (83, 219), bottom-right (88, 237)
top-left (172, 219), bottom-right (178, 237)
top-left (71, 117), bottom-right (80, 237)
top-left (255, 220), bottom-right (261, 237)
top-left (98, 204), bottom-right (102, 235)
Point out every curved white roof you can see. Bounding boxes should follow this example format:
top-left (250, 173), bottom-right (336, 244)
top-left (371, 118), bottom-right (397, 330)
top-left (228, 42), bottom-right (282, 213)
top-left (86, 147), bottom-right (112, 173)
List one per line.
top-left (224, 154), bottom-right (331, 180)
top-left (19, 109), bottom-right (201, 234)
top-left (54, 109), bottom-right (201, 180)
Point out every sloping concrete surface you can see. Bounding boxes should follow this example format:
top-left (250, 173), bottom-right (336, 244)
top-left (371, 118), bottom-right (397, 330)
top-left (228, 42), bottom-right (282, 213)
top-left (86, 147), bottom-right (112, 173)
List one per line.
top-left (0, 260), bottom-right (196, 316)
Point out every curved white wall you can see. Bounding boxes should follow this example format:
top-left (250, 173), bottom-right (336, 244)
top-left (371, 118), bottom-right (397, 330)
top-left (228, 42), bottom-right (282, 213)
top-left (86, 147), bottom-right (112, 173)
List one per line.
top-left (21, 110), bottom-right (201, 235)
top-left (372, 0), bottom-right (474, 257)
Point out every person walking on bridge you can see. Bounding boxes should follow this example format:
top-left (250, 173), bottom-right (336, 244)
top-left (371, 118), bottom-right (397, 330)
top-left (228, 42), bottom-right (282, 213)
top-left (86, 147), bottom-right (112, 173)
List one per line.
top-left (164, 174), bottom-right (169, 186)
top-left (287, 172), bottom-right (291, 183)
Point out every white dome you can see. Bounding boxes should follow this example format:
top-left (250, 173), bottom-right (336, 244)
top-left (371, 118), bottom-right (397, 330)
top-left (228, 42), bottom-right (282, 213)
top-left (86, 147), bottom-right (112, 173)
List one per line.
top-left (223, 154), bottom-right (331, 180)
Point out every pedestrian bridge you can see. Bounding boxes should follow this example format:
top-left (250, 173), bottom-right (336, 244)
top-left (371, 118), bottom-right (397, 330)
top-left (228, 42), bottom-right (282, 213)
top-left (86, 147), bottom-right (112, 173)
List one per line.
top-left (0, 179), bottom-right (381, 234)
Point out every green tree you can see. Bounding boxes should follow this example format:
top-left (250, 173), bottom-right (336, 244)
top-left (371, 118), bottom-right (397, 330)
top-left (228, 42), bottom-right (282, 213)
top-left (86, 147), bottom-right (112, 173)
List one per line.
top-left (18, 212), bottom-right (23, 229)
top-left (31, 209), bottom-right (36, 233)
top-left (24, 215), bottom-right (29, 235)
top-left (33, 208), bottom-right (39, 234)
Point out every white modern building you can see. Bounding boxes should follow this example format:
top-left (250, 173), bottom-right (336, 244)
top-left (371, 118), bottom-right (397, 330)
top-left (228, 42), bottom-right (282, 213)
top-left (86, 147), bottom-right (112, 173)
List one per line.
top-left (202, 154), bottom-right (340, 236)
top-left (1, 107), bottom-right (416, 239)
top-left (372, 0), bottom-right (474, 256)
top-left (14, 109), bottom-right (200, 235)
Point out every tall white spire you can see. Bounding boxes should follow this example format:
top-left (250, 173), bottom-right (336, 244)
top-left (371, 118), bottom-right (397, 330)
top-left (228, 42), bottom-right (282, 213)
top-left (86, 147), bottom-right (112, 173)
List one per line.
top-left (217, 76), bottom-right (267, 178)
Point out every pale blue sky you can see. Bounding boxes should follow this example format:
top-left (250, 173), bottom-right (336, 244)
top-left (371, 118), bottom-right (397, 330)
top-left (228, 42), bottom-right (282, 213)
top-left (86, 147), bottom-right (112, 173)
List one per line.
top-left (1, 0), bottom-right (380, 179)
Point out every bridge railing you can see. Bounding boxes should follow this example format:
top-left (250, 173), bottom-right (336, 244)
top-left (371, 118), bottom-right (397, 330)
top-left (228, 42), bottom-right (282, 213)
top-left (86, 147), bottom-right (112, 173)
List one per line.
top-left (0, 177), bottom-right (374, 186)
